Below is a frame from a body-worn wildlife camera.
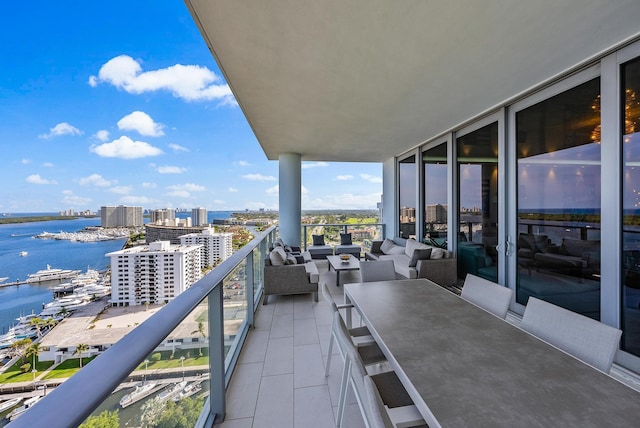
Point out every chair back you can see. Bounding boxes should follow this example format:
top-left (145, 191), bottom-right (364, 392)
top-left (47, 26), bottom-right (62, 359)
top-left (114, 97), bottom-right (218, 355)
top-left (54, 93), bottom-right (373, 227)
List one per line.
top-left (521, 297), bottom-right (622, 373)
top-left (363, 375), bottom-right (394, 428)
top-left (322, 282), bottom-right (339, 314)
top-left (461, 274), bottom-right (513, 319)
top-left (359, 260), bottom-right (396, 283)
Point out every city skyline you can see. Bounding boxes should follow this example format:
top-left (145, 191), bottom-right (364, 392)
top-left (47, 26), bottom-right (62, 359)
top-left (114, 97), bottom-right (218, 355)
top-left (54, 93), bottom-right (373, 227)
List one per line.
top-left (0, 1), bottom-right (382, 213)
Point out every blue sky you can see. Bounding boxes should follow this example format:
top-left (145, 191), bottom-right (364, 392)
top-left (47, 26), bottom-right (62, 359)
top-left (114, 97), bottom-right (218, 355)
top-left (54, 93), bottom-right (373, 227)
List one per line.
top-left (0, 2), bottom-right (382, 213)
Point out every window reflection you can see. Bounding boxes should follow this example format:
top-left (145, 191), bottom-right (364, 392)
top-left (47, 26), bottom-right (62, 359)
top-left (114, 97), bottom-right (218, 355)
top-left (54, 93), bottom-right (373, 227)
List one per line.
top-left (399, 155), bottom-right (416, 239)
top-left (456, 123), bottom-right (499, 281)
top-left (622, 58), bottom-right (640, 357)
top-left (515, 78), bottom-right (601, 320)
top-left (423, 144), bottom-right (448, 248)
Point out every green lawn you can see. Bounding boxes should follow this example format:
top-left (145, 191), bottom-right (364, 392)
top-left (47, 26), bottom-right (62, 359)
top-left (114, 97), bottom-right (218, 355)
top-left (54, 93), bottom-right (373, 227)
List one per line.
top-left (42, 356), bottom-right (97, 380)
top-left (137, 349), bottom-right (208, 370)
top-left (0, 359), bottom-right (54, 383)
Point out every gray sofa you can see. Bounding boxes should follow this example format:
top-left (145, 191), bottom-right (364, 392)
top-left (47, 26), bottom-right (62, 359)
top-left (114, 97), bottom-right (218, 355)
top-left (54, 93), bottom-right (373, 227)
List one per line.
top-left (263, 246), bottom-right (319, 304)
top-left (365, 237), bottom-right (457, 286)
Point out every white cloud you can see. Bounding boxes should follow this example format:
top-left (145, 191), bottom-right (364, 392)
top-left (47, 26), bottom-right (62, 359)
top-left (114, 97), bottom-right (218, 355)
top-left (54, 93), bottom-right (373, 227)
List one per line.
top-left (168, 143), bottom-right (190, 152)
top-left (117, 111), bottom-right (165, 137)
top-left (89, 54), bottom-right (235, 103)
top-left (234, 160), bottom-right (250, 167)
top-left (336, 175), bottom-right (354, 181)
top-left (79, 173), bottom-right (112, 187)
top-left (242, 173), bottom-right (276, 182)
top-left (61, 190), bottom-right (92, 206)
top-left (94, 130), bottom-right (110, 142)
top-left (26, 174), bottom-right (57, 185)
top-left (165, 183), bottom-right (205, 199)
top-left (212, 199), bottom-right (225, 205)
top-left (119, 196), bottom-right (156, 204)
top-left (39, 122), bottom-right (83, 139)
top-left (156, 165), bottom-right (186, 174)
top-left (142, 182), bottom-right (157, 189)
top-left (303, 192), bottom-right (381, 210)
top-left (90, 136), bottom-right (163, 159)
top-left (109, 186), bottom-right (132, 195)
top-left (302, 161), bottom-right (329, 169)
top-left (21, 159), bottom-right (31, 164)
top-left (228, 187), bottom-right (238, 193)
top-left (265, 185), bottom-right (279, 195)
top-left (360, 173), bottom-right (383, 184)
top-left (42, 162), bottom-right (54, 168)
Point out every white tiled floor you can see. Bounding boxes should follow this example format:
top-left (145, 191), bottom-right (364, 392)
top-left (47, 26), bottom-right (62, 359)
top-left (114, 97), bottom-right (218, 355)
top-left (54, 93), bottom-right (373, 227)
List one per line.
top-left (217, 261), bottom-right (366, 427)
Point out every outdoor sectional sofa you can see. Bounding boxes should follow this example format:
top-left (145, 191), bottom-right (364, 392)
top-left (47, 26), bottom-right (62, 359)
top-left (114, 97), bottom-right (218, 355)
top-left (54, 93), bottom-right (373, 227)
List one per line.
top-left (263, 245), bottom-right (319, 304)
top-left (365, 237), bottom-right (457, 286)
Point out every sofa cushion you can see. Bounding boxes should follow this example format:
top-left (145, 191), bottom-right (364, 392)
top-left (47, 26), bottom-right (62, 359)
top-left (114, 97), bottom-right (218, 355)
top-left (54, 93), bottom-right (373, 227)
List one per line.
top-left (269, 246), bottom-right (288, 265)
top-left (370, 240), bottom-right (383, 254)
top-left (404, 238), bottom-right (429, 258)
top-left (304, 261), bottom-right (320, 283)
top-left (286, 254), bottom-right (298, 265)
top-left (340, 233), bottom-right (352, 245)
top-left (380, 254), bottom-right (416, 279)
top-left (380, 239), bottom-right (396, 254)
top-left (429, 246), bottom-right (445, 259)
top-left (409, 248), bottom-right (432, 267)
top-left (312, 234), bottom-right (325, 246)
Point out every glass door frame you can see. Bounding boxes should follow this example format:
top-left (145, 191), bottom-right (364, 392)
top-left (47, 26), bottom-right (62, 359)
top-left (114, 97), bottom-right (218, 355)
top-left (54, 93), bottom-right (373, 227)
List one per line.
top-left (454, 112), bottom-right (506, 286)
top-left (507, 65), bottom-right (602, 315)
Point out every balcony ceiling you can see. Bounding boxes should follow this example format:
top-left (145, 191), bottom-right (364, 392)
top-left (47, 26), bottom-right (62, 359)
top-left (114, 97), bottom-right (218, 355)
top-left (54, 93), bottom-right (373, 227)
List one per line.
top-left (186, 0), bottom-right (640, 162)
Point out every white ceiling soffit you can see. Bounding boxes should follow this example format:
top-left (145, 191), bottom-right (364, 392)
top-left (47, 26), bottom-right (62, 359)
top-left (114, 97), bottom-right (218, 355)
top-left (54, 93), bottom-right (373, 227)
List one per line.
top-left (186, 0), bottom-right (640, 162)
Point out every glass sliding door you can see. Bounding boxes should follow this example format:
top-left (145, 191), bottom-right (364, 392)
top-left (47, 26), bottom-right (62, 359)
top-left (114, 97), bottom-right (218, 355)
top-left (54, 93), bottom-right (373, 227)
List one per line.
top-left (515, 78), bottom-right (601, 320)
top-left (423, 143), bottom-right (448, 247)
top-left (399, 155), bottom-right (416, 239)
top-left (622, 57), bottom-right (640, 357)
top-left (456, 122), bottom-right (499, 281)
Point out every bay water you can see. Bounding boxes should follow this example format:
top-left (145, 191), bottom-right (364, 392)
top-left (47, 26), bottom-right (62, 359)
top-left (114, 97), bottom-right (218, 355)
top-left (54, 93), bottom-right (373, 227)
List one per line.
top-left (0, 211), bottom-right (235, 333)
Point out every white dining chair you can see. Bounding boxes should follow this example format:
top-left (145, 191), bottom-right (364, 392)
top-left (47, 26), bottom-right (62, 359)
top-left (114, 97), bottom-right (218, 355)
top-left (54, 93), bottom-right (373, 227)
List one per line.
top-left (461, 273), bottom-right (513, 319)
top-left (334, 311), bottom-right (427, 428)
top-left (322, 282), bottom-right (383, 377)
top-left (521, 297), bottom-right (622, 373)
top-left (359, 260), bottom-right (396, 283)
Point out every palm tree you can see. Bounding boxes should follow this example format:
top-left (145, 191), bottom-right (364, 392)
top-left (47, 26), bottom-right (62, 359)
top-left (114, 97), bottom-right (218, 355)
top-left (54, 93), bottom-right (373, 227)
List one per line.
top-left (10, 338), bottom-right (32, 364)
top-left (29, 317), bottom-right (44, 337)
top-left (44, 317), bottom-right (59, 332)
top-left (191, 321), bottom-right (207, 357)
top-left (26, 342), bottom-right (41, 380)
top-left (75, 343), bottom-right (89, 368)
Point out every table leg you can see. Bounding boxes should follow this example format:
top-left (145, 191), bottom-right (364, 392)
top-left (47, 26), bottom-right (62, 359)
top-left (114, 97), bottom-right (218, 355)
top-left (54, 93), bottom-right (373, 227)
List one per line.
top-left (344, 293), bottom-right (352, 329)
top-left (336, 270), bottom-right (341, 287)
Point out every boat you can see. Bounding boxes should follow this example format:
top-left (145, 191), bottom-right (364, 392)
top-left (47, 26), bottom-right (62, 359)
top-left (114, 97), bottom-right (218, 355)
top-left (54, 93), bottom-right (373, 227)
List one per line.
top-left (119, 383), bottom-right (158, 408)
top-left (7, 396), bottom-right (40, 420)
top-left (172, 380), bottom-right (203, 401)
top-left (0, 277), bottom-right (8, 283)
top-left (0, 397), bottom-right (23, 413)
top-left (19, 251), bottom-right (28, 257)
top-left (156, 380), bottom-right (188, 403)
top-left (26, 265), bottom-right (81, 283)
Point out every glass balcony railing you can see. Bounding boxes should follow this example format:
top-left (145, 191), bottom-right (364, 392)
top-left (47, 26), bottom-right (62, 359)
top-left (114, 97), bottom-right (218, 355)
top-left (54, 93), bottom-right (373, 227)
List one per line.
top-left (301, 223), bottom-right (385, 251)
top-left (11, 226), bottom-right (277, 428)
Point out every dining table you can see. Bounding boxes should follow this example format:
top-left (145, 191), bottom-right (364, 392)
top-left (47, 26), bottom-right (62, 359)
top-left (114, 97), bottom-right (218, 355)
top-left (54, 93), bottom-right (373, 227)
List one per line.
top-left (343, 279), bottom-right (640, 428)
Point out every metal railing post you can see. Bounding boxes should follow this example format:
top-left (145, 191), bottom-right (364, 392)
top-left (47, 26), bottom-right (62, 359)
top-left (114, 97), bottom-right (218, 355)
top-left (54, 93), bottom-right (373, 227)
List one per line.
top-left (246, 250), bottom-right (255, 327)
top-left (303, 225), bottom-right (308, 251)
top-left (209, 278), bottom-right (225, 423)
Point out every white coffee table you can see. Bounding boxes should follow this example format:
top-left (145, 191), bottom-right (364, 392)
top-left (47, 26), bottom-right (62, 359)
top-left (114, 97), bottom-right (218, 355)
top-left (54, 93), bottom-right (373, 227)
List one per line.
top-left (326, 254), bottom-right (359, 286)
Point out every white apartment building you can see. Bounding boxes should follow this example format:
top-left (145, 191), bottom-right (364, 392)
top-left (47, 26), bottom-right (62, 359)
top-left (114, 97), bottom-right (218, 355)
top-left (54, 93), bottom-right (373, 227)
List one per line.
top-left (180, 227), bottom-right (233, 269)
top-left (149, 208), bottom-right (176, 225)
top-left (100, 205), bottom-right (143, 227)
top-left (107, 240), bottom-right (202, 306)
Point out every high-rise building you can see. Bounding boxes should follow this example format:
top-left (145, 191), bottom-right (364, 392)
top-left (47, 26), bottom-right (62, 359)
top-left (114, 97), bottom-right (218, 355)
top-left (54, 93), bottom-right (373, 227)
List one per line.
top-left (107, 240), bottom-right (202, 306)
top-left (192, 207), bottom-right (208, 226)
top-left (425, 204), bottom-right (447, 223)
top-left (149, 208), bottom-right (176, 225)
top-left (145, 224), bottom-right (207, 244)
top-left (100, 205), bottom-right (143, 227)
top-left (180, 228), bottom-right (233, 269)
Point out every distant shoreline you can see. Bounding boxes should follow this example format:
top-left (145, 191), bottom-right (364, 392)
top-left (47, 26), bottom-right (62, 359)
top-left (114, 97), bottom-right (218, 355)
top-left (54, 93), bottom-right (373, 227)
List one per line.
top-left (0, 216), bottom-right (96, 225)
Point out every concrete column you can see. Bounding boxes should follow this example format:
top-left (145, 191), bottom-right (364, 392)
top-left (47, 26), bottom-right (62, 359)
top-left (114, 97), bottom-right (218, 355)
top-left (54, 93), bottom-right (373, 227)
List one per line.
top-left (279, 153), bottom-right (302, 246)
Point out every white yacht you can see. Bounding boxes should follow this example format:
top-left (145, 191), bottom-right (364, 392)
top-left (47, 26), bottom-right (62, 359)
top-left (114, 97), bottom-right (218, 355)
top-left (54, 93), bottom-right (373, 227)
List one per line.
top-left (26, 265), bottom-right (80, 283)
top-left (19, 251), bottom-right (28, 257)
top-left (119, 383), bottom-right (158, 408)
top-left (156, 381), bottom-right (188, 403)
top-left (7, 396), bottom-right (40, 421)
top-left (0, 397), bottom-right (23, 413)
top-left (172, 381), bottom-right (202, 401)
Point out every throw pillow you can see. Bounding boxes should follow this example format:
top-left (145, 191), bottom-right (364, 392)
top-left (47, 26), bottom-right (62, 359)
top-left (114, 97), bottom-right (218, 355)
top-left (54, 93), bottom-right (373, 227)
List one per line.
top-left (285, 254), bottom-right (298, 265)
top-left (387, 245), bottom-right (406, 255)
top-left (312, 234), bottom-right (325, 246)
top-left (269, 246), bottom-right (287, 265)
top-left (430, 247), bottom-right (445, 259)
top-left (379, 239), bottom-right (396, 254)
top-left (409, 248), bottom-right (432, 267)
top-left (340, 233), bottom-right (352, 245)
